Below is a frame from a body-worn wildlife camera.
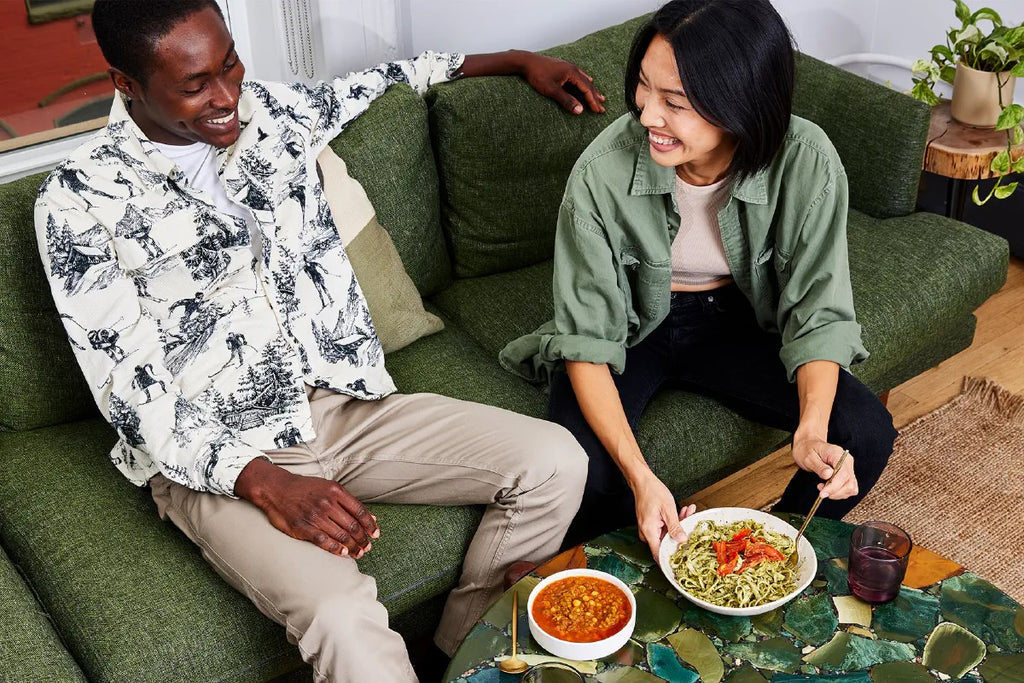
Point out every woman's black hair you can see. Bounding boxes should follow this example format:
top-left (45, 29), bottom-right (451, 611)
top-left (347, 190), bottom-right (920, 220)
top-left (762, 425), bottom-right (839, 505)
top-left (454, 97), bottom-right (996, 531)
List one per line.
top-left (624, 0), bottom-right (795, 179)
top-left (92, 0), bottom-right (225, 87)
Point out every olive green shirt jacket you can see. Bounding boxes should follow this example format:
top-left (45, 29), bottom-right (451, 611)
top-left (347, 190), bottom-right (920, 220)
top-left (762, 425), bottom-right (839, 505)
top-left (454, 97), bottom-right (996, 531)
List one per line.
top-left (499, 113), bottom-right (868, 384)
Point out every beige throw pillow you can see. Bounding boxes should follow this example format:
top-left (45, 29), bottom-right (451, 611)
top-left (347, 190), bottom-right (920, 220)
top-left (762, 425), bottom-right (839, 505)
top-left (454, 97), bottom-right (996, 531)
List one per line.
top-left (317, 146), bottom-right (443, 353)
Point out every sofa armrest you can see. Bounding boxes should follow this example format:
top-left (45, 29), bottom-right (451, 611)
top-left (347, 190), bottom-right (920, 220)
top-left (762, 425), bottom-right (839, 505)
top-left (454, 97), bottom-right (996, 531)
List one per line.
top-left (793, 53), bottom-right (931, 220)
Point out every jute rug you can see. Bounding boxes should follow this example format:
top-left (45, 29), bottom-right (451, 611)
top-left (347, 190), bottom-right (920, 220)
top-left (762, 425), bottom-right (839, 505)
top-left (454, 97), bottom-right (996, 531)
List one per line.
top-left (844, 377), bottom-right (1024, 604)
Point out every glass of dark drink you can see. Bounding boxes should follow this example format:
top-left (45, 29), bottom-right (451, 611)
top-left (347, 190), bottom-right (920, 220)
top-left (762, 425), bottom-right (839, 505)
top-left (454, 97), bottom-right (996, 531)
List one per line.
top-left (847, 521), bottom-right (912, 603)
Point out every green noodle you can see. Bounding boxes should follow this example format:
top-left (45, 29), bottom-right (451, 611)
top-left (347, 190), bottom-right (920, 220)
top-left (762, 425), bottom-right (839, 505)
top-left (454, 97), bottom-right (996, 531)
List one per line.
top-left (669, 519), bottom-right (798, 608)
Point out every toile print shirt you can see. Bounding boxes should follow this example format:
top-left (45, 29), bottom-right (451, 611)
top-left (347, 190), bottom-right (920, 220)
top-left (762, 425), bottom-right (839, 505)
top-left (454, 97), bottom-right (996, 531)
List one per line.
top-left (34, 51), bottom-right (464, 496)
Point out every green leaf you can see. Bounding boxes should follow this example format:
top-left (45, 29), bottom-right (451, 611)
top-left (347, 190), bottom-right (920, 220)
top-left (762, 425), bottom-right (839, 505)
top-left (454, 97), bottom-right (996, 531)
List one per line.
top-left (980, 42), bottom-right (1010, 64)
top-left (994, 182), bottom-right (1019, 199)
top-left (910, 81), bottom-right (941, 106)
top-left (996, 104), bottom-right (1024, 130)
top-left (954, 0), bottom-right (971, 24)
top-left (911, 58), bottom-right (934, 74)
top-left (970, 7), bottom-right (1004, 27)
top-left (1012, 125), bottom-right (1024, 146)
top-left (1012, 155), bottom-right (1024, 173)
top-left (1004, 26), bottom-right (1024, 47)
top-left (1011, 61), bottom-right (1024, 76)
top-left (972, 184), bottom-right (989, 206)
top-left (940, 65), bottom-right (958, 84)
top-left (955, 24), bottom-right (983, 46)
top-left (991, 149), bottom-right (1012, 174)
top-left (932, 44), bottom-right (956, 63)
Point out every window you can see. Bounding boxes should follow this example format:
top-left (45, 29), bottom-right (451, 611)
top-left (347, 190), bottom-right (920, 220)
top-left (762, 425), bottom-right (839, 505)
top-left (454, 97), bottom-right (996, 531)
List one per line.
top-left (0, 1), bottom-right (113, 154)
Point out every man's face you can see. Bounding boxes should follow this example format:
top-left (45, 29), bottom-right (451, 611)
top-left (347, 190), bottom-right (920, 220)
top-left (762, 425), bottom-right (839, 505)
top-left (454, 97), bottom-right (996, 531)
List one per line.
top-left (120, 7), bottom-right (246, 148)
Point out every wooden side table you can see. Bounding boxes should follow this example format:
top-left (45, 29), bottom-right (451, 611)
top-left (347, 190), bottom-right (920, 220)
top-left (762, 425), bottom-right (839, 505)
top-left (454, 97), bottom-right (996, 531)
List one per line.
top-left (924, 100), bottom-right (1024, 220)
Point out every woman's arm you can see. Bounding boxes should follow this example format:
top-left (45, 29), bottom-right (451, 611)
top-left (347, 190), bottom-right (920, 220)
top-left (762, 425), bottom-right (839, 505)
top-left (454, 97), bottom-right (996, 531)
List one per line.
top-left (792, 360), bottom-right (858, 500)
top-left (566, 360), bottom-right (694, 557)
top-left (458, 50), bottom-right (605, 114)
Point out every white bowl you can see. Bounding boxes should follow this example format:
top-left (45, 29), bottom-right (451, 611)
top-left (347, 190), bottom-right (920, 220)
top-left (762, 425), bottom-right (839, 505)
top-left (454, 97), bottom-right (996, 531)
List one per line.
top-left (527, 568), bottom-right (637, 660)
top-left (658, 507), bottom-right (817, 616)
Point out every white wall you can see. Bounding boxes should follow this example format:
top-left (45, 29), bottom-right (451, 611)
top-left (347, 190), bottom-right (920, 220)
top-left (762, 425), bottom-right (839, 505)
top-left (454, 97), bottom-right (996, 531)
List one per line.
top-left (226, 0), bottom-right (1023, 98)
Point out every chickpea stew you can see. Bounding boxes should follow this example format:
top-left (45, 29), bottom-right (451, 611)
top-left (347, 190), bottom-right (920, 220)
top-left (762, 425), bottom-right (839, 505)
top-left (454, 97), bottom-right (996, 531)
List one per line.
top-left (531, 576), bottom-right (632, 643)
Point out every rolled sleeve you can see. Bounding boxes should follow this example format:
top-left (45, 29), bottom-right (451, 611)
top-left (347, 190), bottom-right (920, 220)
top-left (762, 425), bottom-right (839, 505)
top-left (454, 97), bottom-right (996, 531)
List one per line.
top-left (776, 163), bottom-right (868, 382)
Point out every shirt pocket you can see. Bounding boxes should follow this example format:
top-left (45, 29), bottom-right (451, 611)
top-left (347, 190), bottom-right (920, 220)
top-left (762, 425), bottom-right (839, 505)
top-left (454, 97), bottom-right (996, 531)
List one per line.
top-left (621, 251), bottom-right (670, 321)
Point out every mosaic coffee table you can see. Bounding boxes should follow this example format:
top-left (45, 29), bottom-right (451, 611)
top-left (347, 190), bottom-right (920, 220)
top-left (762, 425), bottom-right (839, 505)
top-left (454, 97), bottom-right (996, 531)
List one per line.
top-left (443, 514), bottom-right (1024, 682)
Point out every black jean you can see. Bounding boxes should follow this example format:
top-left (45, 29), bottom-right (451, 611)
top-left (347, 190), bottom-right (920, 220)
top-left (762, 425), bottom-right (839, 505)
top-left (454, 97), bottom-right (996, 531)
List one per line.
top-left (549, 284), bottom-right (897, 547)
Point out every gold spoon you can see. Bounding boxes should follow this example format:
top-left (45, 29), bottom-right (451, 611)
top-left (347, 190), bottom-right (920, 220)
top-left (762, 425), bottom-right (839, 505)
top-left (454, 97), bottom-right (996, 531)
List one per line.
top-left (786, 449), bottom-right (850, 570)
top-left (499, 590), bottom-right (528, 674)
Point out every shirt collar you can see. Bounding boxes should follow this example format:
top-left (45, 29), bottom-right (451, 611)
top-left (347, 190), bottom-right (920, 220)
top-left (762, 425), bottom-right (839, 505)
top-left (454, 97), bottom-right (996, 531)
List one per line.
top-left (629, 138), bottom-right (769, 206)
top-left (105, 88), bottom-right (258, 183)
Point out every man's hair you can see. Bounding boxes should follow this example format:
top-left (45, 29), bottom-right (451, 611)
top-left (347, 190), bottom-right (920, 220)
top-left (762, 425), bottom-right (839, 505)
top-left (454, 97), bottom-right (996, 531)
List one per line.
top-left (92, 0), bottom-right (225, 87)
top-left (624, 0), bottom-right (795, 180)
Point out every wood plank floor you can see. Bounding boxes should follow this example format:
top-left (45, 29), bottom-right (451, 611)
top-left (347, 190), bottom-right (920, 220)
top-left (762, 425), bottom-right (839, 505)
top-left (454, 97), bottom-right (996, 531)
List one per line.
top-left (683, 256), bottom-right (1024, 512)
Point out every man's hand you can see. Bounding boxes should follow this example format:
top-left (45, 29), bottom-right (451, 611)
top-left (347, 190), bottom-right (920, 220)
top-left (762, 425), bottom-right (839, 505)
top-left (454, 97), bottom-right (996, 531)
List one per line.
top-left (792, 436), bottom-right (858, 500)
top-left (519, 53), bottom-right (606, 115)
top-left (632, 471), bottom-right (697, 558)
top-left (234, 458), bottom-right (379, 558)
top-left (458, 50), bottom-right (606, 115)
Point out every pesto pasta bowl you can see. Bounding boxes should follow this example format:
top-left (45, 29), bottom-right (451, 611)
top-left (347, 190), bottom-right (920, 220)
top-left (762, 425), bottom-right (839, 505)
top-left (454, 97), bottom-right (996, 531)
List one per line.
top-left (658, 507), bottom-right (817, 616)
top-left (527, 568), bottom-right (637, 661)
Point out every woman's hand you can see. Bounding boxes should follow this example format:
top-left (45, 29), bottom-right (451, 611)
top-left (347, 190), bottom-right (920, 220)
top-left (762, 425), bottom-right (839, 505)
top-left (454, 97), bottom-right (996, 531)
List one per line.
top-left (791, 436), bottom-right (858, 500)
top-left (632, 471), bottom-right (697, 558)
top-left (519, 53), bottom-right (606, 114)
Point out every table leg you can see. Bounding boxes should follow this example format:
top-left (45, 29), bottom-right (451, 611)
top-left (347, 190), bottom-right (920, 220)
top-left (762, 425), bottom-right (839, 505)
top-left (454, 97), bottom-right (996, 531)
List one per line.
top-left (946, 178), bottom-right (970, 220)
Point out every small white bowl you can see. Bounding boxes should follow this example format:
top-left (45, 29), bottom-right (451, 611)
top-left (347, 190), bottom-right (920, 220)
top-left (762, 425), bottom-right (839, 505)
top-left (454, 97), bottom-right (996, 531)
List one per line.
top-left (527, 568), bottom-right (637, 660)
top-left (658, 507), bottom-right (817, 616)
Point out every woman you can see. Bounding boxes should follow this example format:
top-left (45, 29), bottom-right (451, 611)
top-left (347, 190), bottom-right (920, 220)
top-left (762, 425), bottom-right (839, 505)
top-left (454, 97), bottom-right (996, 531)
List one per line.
top-left (500, 0), bottom-right (897, 557)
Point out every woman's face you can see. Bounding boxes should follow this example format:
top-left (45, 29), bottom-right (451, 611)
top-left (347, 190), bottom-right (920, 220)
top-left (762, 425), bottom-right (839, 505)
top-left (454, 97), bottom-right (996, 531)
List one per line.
top-left (635, 34), bottom-right (736, 184)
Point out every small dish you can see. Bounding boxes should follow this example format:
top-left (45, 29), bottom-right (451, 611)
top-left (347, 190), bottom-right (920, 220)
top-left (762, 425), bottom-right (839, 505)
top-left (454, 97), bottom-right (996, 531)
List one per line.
top-left (658, 507), bottom-right (817, 616)
top-left (527, 568), bottom-right (636, 660)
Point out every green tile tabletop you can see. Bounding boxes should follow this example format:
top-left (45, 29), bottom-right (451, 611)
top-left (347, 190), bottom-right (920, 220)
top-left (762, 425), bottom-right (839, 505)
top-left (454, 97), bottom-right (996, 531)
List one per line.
top-left (442, 514), bottom-right (1024, 683)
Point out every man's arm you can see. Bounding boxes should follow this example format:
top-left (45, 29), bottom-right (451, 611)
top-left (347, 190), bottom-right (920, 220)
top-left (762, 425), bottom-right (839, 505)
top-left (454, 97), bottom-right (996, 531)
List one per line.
top-left (291, 49), bottom-right (605, 153)
top-left (457, 50), bottom-right (605, 115)
top-left (35, 183), bottom-right (262, 496)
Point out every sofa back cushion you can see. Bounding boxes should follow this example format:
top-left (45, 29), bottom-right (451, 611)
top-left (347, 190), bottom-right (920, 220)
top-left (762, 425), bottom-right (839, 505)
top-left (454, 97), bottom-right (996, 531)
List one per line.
top-left (0, 172), bottom-right (98, 431)
top-left (792, 53), bottom-right (930, 220)
top-left (329, 83), bottom-right (452, 296)
top-left (430, 17), bottom-right (931, 279)
top-left (429, 16), bottom-right (645, 278)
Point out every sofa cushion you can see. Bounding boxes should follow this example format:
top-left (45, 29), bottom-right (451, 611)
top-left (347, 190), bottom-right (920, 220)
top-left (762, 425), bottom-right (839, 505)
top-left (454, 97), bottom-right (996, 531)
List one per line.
top-left (428, 16), bottom-right (645, 278)
top-left (793, 54), bottom-right (931, 220)
top-left (431, 210), bottom-right (1007, 392)
top-left (329, 83), bottom-right (452, 297)
top-left (0, 172), bottom-right (98, 432)
top-left (0, 546), bottom-right (87, 682)
top-left (845, 209), bottom-right (1008, 390)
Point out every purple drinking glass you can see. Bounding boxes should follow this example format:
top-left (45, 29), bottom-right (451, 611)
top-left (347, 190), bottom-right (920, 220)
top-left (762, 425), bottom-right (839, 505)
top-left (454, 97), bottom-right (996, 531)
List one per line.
top-left (847, 521), bottom-right (912, 603)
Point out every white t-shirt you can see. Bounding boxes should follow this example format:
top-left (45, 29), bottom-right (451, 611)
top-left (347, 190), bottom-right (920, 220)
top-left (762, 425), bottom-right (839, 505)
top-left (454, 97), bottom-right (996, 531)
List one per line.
top-left (152, 140), bottom-right (262, 259)
top-left (670, 174), bottom-right (732, 287)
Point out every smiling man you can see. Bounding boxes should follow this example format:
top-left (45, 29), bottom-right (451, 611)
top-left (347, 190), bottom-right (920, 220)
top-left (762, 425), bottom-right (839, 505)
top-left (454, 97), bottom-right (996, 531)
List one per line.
top-left (33, 1), bottom-right (606, 681)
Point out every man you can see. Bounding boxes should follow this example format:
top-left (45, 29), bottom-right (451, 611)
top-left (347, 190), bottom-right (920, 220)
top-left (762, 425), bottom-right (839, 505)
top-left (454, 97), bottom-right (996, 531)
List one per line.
top-left (35, 1), bottom-right (607, 680)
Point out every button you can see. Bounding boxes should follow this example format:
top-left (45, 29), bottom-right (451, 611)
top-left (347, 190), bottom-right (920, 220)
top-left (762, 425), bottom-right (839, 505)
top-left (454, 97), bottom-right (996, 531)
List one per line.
top-left (708, 295), bottom-right (715, 302)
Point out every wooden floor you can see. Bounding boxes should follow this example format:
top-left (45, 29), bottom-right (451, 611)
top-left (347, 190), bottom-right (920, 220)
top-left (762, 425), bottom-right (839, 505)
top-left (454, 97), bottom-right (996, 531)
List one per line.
top-left (683, 256), bottom-right (1024, 512)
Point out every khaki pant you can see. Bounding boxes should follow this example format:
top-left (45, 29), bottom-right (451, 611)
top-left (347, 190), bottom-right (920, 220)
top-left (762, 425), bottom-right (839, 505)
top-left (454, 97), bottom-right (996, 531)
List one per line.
top-left (150, 387), bottom-right (587, 682)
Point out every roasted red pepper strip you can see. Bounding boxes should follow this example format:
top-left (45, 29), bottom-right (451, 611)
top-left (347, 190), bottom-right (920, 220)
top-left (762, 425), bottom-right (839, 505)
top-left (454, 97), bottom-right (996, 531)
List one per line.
top-left (732, 528), bottom-right (753, 541)
top-left (747, 543), bottom-right (785, 561)
top-left (714, 540), bottom-right (728, 566)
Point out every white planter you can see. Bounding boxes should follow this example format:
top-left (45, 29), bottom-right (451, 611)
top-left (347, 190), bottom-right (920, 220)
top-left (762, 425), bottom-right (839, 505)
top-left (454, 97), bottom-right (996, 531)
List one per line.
top-left (951, 62), bottom-right (1017, 128)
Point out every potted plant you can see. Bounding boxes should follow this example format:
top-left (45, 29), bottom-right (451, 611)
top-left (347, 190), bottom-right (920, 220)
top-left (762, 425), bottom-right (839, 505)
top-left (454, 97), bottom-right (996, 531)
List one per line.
top-left (911, 0), bottom-right (1024, 204)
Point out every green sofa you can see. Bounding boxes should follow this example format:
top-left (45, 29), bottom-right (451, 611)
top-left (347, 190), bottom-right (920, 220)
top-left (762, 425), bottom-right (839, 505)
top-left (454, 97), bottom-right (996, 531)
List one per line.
top-left (0, 15), bottom-right (1008, 682)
